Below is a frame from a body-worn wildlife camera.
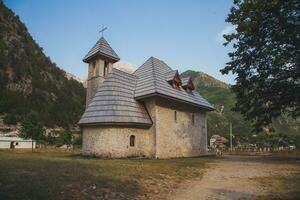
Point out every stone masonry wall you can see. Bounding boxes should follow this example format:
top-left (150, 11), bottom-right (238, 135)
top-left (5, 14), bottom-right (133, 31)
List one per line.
top-left (143, 98), bottom-right (157, 156)
top-left (82, 126), bottom-right (154, 158)
top-left (81, 97), bottom-right (208, 158)
top-left (155, 98), bottom-right (207, 158)
top-left (86, 76), bottom-right (104, 107)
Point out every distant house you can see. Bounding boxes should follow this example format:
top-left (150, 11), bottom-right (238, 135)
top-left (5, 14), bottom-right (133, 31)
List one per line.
top-left (78, 36), bottom-right (214, 158)
top-left (210, 135), bottom-right (228, 148)
top-left (0, 137), bottom-right (36, 149)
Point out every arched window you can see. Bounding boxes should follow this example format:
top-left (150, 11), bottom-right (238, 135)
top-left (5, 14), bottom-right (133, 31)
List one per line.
top-left (130, 135), bottom-right (135, 147)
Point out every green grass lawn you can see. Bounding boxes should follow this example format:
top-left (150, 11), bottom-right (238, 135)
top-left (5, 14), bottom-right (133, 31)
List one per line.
top-left (0, 149), bottom-right (212, 200)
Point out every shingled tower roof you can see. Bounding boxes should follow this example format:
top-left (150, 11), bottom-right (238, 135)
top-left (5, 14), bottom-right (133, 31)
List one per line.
top-left (83, 37), bottom-right (120, 63)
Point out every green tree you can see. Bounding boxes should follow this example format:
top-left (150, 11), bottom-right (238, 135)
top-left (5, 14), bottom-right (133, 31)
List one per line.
top-left (19, 111), bottom-right (44, 152)
top-left (56, 129), bottom-right (72, 147)
top-left (221, 0), bottom-right (300, 132)
top-left (72, 134), bottom-right (82, 147)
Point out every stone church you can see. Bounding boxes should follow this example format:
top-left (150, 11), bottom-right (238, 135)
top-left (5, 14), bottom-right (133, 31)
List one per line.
top-left (79, 36), bottom-right (214, 158)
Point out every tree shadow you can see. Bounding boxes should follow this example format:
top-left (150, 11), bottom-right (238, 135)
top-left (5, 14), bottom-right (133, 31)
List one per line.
top-left (209, 188), bottom-right (259, 200)
top-left (0, 156), bottom-right (141, 200)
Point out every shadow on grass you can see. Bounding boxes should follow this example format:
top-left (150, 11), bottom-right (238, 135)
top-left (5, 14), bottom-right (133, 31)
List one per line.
top-left (0, 154), bottom-right (141, 200)
top-left (210, 188), bottom-right (259, 199)
top-left (0, 150), bottom-right (216, 200)
top-left (67, 152), bottom-right (216, 160)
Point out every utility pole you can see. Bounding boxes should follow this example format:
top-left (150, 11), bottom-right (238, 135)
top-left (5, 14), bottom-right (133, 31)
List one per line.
top-left (230, 122), bottom-right (233, 151)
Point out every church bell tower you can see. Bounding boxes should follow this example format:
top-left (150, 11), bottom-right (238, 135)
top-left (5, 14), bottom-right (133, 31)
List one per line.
top-left (83, 37), bottom-right (120, 107)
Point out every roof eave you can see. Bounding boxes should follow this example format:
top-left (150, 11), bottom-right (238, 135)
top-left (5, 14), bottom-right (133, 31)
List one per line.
top-left (135, 92), bottom-right (215, 111)
top-left (83, 52), bottom-right (120, 63)
top-left (78, 121), bottom-right (153, 129)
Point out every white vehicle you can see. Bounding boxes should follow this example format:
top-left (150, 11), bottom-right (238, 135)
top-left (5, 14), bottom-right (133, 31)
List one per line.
top-left (289, 145), bottom-right (296, 150)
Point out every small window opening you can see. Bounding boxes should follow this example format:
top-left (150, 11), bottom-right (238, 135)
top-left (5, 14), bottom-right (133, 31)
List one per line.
top-left (92, 61), bottom-right (96, 76)
top-left (104, 61), bottom-right (109, 77)
top-left (174, 111), bottom-right (177, 122)
top-left (15, 142), bottom-right (19, 146)
top-left (171, 74), bottom-right (182, 90)
top-left (186, 85), bottom-right (193, 93)
top-left (173, 79), bottom-right (181, 89)
top-left (130, 135), bottom-right (135, 147)
top-left (192, 114), bottom-right (195, 125)
top-left (173, 82), bottom-right (180, 89)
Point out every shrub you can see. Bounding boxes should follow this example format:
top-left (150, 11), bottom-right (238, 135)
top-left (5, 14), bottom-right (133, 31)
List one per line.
top-left (73, 134), bottom-right (82, 147)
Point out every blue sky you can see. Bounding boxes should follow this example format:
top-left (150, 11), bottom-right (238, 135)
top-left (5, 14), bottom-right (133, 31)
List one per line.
top-left (4, 0), bottom-right (235, 83)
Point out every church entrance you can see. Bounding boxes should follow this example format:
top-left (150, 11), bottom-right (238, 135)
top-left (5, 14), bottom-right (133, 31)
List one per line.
top-left (10, 142), bottom-right (15, 149)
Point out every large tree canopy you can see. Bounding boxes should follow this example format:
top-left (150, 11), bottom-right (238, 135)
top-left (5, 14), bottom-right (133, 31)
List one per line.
top-left (221, 0), bottom-right (300, 132)
top-left (19, 111), bottom-right (44, 152)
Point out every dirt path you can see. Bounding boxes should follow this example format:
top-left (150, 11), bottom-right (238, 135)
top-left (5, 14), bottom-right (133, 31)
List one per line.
top-left (168, 155), bottom-right (299, 200)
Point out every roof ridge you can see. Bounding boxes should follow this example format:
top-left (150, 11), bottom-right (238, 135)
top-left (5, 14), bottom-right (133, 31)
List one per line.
top-left (151, 57), bottom-right (158, 90)
top-left (112, 68), bottom-right (137, 78)
top-left (133, 56), bottom-right (153, 74)
top-left (151, 57), bottom-right (173, 71)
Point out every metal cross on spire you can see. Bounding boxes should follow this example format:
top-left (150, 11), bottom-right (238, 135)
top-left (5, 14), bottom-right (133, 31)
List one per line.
top-left (99, 25), bottom-right (108, 37)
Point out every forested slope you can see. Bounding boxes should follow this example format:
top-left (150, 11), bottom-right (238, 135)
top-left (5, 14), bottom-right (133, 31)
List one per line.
top-left (0, 2), bottom-right (85, 127)
top-left (182, 70), bottom-right (300, 147)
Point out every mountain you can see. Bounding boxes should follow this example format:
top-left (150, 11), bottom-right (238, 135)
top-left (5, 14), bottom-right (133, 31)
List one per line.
top-left (0, 2), bottom-right (86, 127)
top-left (181, 70), bottom-right (300, 147)
top-left (65, 72), bottom-right (85, 84)
top-left (113, 61), bottom-right (136, 74)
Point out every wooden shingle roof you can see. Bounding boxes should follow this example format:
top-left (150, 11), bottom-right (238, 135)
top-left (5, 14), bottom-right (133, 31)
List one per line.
top-left (79, 69), bottom-right (152, 126)
top-left (181, 77), bottom-right (191, 86)
top-left (79, 56), bottom-right (214, 127)
top-left (133, 57), bottom-right (214, 110)
top-left (165, 70), bottom-right (178, 82)
top-left (83, 37), bottom-right (120, 63)
top-left (181, 77), bottom-right (195, 90)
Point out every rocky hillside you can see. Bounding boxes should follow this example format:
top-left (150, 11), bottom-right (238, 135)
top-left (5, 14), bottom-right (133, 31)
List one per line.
top-left (181, 70), bottom-right (300, 146)
top-left (0, 2), bottom-right (85, 127)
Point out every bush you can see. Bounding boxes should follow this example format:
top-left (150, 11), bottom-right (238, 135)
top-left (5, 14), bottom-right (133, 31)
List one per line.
top-left (56, 129), bottom-right (72, 147)
top-left (73, 134), bottom-right (82, 147)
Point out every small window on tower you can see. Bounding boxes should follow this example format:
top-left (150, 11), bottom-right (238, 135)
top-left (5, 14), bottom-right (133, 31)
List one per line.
top-left (174, 111), bottom-right (177, 122)
top-left (130, 135), bottom-right (135, 147)
top-left (92, 61), bottom-right (96, 76)
top-left (104, 61), bottom-right (109, 77)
